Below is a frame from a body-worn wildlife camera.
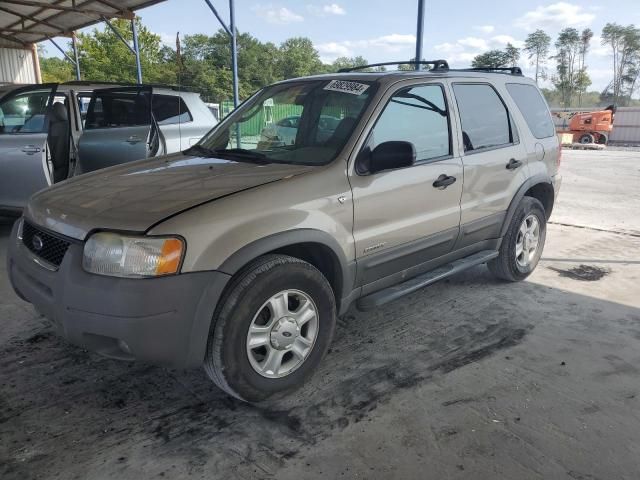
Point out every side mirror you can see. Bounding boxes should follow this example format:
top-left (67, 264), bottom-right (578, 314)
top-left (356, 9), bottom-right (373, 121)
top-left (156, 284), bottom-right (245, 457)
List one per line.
top-left (369, 141), bottom-right (416, 174)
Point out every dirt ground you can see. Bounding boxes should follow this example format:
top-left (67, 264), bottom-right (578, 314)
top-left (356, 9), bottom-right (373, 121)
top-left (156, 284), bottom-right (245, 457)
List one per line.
top-left (1, 150), bottom-right (639, 479)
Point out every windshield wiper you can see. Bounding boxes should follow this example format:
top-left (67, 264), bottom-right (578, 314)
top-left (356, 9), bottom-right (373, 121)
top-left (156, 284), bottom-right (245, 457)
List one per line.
top-left (212, 148), bottom-right (270, 164)
top-left (184, 145), bottom-right (270, 164)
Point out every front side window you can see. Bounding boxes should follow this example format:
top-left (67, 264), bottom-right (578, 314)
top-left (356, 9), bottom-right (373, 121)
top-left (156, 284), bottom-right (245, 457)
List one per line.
top-left (152, 95), bottom-right (193, 125)
top-left (195, 79), bottom-right (377, 166)
top-left (0, 89), bottom-right (52, 134)
top-left (360, 84), bottom-right (450, 170)
top-left (453, 83), bottom-right (513, 152)
top-left (506, 83), bottom-right (555, 139)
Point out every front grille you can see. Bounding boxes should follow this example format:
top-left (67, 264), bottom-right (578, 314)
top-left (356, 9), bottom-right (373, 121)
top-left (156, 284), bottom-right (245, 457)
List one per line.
top-left (22, 221), bottom-right (71, 267)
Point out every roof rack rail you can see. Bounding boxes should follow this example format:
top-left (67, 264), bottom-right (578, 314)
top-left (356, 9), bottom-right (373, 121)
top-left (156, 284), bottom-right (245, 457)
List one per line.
top-left (454, 66), bottom-right (523, 75)
top-left (61, 80), bottom-right (197, 91)
top-left (338, 59), bottom-right (450, 73)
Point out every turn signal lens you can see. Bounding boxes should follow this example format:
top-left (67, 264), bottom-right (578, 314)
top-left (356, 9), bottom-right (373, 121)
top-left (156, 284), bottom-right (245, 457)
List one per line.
top-left (83, 232), bottom-right (185, 278)
top-left (156, 238), bottom-right (184, 275)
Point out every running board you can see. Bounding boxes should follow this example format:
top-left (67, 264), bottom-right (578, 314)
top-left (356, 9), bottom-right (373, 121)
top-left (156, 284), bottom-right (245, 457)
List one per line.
top-left (356, 250), bottom-right (499, 311)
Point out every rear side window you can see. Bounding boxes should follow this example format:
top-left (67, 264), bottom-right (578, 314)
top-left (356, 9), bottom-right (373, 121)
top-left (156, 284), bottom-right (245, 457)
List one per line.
top-left (453, 83), bottom-right (512, 152)
top-left (365, 84), bottom-right (451, 163)
top-left (85, 90), bottom-right (150, 129)
top-left (506, 83), bottom-right (555, 139)
top-left (152, 95), bottom-right (193, 125)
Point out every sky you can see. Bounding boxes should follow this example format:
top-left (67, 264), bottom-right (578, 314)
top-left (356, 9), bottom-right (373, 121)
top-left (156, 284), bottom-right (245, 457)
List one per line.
top-left (42, 0), bottom-right (640, 92)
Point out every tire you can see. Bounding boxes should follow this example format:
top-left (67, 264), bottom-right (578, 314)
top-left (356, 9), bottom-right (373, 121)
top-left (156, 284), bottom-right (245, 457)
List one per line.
top-left (204, 254), bottom-right (336, 403)
top-left (579, 133), bottom-right (594, 144)
top-left (596, 133), bottom-right (608, 145)
top-left (488, 196), bottom-right (547, 282)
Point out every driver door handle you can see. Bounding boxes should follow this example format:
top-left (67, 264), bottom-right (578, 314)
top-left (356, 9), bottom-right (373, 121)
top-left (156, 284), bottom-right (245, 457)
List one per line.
top-left (21, 145), bottom-right (41, 154)
top-left (506, 158), bottom-right (523, 170)
top-left (433, 174), bottom-right (457, 189)
top-left (127, 135), bottom-right (142, 144)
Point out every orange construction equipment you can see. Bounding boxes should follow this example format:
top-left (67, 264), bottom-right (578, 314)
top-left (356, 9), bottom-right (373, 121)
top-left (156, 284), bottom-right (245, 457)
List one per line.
top-left (555, 105), bottom-right (616, 145)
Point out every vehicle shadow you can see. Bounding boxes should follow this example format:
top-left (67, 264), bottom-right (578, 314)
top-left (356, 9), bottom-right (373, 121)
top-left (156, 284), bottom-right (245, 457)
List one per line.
top-left (2, 232), bottom-right (640, 479)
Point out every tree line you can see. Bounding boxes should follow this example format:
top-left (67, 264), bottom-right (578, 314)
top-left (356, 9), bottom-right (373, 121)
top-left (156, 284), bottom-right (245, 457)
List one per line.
top-left (41, 18), bottom-right (640, 109)
top-left (39, 18), bottom-right (371, 104)
top-left (472, 23), bottom-right (640, 107)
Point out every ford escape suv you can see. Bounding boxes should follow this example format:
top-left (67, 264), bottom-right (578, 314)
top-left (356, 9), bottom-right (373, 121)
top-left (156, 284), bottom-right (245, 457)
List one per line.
top-left (7, 61), bottom-right (561, 402)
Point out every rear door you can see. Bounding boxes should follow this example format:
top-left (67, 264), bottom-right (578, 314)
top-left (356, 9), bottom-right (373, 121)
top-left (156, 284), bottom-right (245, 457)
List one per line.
top-left (0, 84), bottom-right (58, 211)
top-left (77, 86), bottom-right (155, 174)
top-left (448, 81), bottom-right (529, 248)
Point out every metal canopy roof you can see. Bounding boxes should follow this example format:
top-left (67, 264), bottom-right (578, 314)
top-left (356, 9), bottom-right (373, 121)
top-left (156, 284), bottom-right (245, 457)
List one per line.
top-left (0, 0), bottom-right (167, 48)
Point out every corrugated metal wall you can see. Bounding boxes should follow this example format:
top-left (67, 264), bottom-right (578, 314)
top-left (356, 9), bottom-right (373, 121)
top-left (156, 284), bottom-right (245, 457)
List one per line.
top-left (609, 108), bottom-right (640, 144)
top-left (0, 47), bottom-right (37, 84)
top-left (551, 107), bottom-right (640, 145)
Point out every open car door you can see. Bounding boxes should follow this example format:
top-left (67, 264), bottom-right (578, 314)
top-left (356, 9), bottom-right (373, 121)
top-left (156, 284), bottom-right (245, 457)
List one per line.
top-left (0, 83), bottom-right (58, 212)
top-left (77, 86), bottom-right (159, 174)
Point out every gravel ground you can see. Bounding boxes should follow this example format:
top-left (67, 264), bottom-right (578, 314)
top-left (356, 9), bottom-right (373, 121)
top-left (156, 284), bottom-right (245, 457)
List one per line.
top-left (1, 149), bottom-right (639, 479)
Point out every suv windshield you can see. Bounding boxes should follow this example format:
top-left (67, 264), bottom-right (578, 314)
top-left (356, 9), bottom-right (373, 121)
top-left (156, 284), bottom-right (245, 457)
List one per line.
top-left (195, 79), bottom-right (377, 165)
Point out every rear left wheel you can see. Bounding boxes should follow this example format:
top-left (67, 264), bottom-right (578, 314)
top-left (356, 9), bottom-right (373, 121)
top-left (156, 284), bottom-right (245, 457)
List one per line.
top-left (488, 196), bottom-right (547, 282)
top-left (204, 254), bottom-right (336, 403)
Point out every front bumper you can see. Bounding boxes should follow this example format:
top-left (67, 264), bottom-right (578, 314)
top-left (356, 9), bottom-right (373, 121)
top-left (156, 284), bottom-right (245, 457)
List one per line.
top-left (7, 220), bottom-right (230, 368)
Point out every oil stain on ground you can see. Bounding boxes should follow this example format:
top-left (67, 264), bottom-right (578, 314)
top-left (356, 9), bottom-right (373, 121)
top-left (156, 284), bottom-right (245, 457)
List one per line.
top-left (549, 264), bottom-right (610, 281)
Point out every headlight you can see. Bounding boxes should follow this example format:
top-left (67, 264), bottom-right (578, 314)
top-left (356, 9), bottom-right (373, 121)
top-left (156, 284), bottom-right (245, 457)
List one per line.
top-left (83, 232), bottom-right (185, 278)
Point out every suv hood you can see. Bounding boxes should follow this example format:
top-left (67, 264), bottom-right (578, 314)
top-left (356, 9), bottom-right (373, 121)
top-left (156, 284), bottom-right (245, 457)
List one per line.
top-left (26, 152), bottom-right (314, 240)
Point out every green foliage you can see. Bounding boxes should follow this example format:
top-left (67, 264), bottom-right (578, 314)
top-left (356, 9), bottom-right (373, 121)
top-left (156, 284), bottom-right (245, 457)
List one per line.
top-left (601, 23), bottom-right (640, 105)
top-left (524, 29), bottom-right (551, 83)
top-left (37, 16), bottom-right (640, 108)
top-left (40, 56), bottom-right (74, 83)
top-left (76, 18), bottom-right (177, 84)
top-left (471, 49), bottom-right (512, 68)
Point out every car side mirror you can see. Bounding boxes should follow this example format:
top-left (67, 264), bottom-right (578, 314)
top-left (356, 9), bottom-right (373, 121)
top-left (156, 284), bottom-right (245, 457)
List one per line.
top-left (369, 141), bottom-right (416, 174)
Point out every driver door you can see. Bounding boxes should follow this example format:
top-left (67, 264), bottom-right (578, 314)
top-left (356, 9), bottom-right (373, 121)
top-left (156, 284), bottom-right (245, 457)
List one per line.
top-left (0, 83), bottom-right (58, 211)
top-left (77, 86), bottom-right (159, 174)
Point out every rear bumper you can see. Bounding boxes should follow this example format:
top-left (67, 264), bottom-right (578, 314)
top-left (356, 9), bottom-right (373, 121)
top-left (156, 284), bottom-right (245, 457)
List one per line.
top-left (7, 220), bottom-right (230, 368)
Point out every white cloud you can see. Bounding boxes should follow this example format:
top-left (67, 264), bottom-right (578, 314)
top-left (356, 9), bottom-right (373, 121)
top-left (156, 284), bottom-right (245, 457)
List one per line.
top-left (590, 36), bottom-right (610, 57)
top-left (254, 5), bottom-right (304, 24)
top-left (317, 33), bottom-right (415, 63)
top-left (434, 34), bottom-right (524, 65)
top-left (457, 37), bottom-right (489, 50)
top-left (490, 35), bottom-right (524, 49)
top-left (515, 2), bottom-right (595, 31)
top-left (158, 32), bottom-right (176, 47)
top-left (308, 3), bottom-right (346, 16)
top-left (473, 25), bottom-right (495, 34)
top-left (317, 42), bottom-right (353, 62)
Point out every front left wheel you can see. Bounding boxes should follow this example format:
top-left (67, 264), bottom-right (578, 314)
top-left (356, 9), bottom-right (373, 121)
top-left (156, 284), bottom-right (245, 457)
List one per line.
top-left (204, 254), bottom-right (336, 403)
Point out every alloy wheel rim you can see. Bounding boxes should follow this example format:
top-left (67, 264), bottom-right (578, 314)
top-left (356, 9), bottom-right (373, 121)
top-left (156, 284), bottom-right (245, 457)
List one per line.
top-left (246, 289), bottom-right (319, 379)
top-left (515, 214), bottom-right (541, 268)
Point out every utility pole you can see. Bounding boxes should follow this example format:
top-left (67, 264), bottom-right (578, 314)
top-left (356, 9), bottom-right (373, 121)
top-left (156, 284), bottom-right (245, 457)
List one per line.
top-left (415, 0), bottom-right (425, 70)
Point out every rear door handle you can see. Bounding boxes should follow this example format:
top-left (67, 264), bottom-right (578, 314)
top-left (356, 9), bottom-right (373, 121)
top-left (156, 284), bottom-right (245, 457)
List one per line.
top-left (506, 158), bottom-right (523, 170)
top-left (433, 174), bottom-right (457, 189)
top-left (21, 145), bottom-right (41, 154)
top-left (127, 135), bottom-right (142, 144)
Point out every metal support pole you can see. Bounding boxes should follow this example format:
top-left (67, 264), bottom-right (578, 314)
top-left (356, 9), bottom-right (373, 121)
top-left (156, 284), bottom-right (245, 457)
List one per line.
top-left (229, 0), bottom-right (239, 109)
top-left (102, 16), bottom-right (135, 54)
top-left (48, 37), bottom-right (76, 65)
top-left (131, 17), bottom-right (142, 84)
top-left (415, 0), bottom-right (425, 70)
top-left (72, 32), bottom-right (81, 80)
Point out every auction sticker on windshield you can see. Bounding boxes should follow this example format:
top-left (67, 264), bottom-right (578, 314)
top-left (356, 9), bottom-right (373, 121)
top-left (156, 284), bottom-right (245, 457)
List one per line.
top-left (324, 80), bottom-right (370, 96)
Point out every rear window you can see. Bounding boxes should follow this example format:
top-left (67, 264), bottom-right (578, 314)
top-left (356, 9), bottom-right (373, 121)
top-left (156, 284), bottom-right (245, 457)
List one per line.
top-left (85, 91), bottom-right (150, 129)
top-left (452, 83), bottom-right (513, 152)
top-left (506, 83), bottom-right (555, 139)
top-left (152, 94), bottom-right (193, 125)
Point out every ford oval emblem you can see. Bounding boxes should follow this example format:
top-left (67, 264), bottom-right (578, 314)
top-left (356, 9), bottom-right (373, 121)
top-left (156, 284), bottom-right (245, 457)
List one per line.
top-left (32, 234), bottom-right (44, 251)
